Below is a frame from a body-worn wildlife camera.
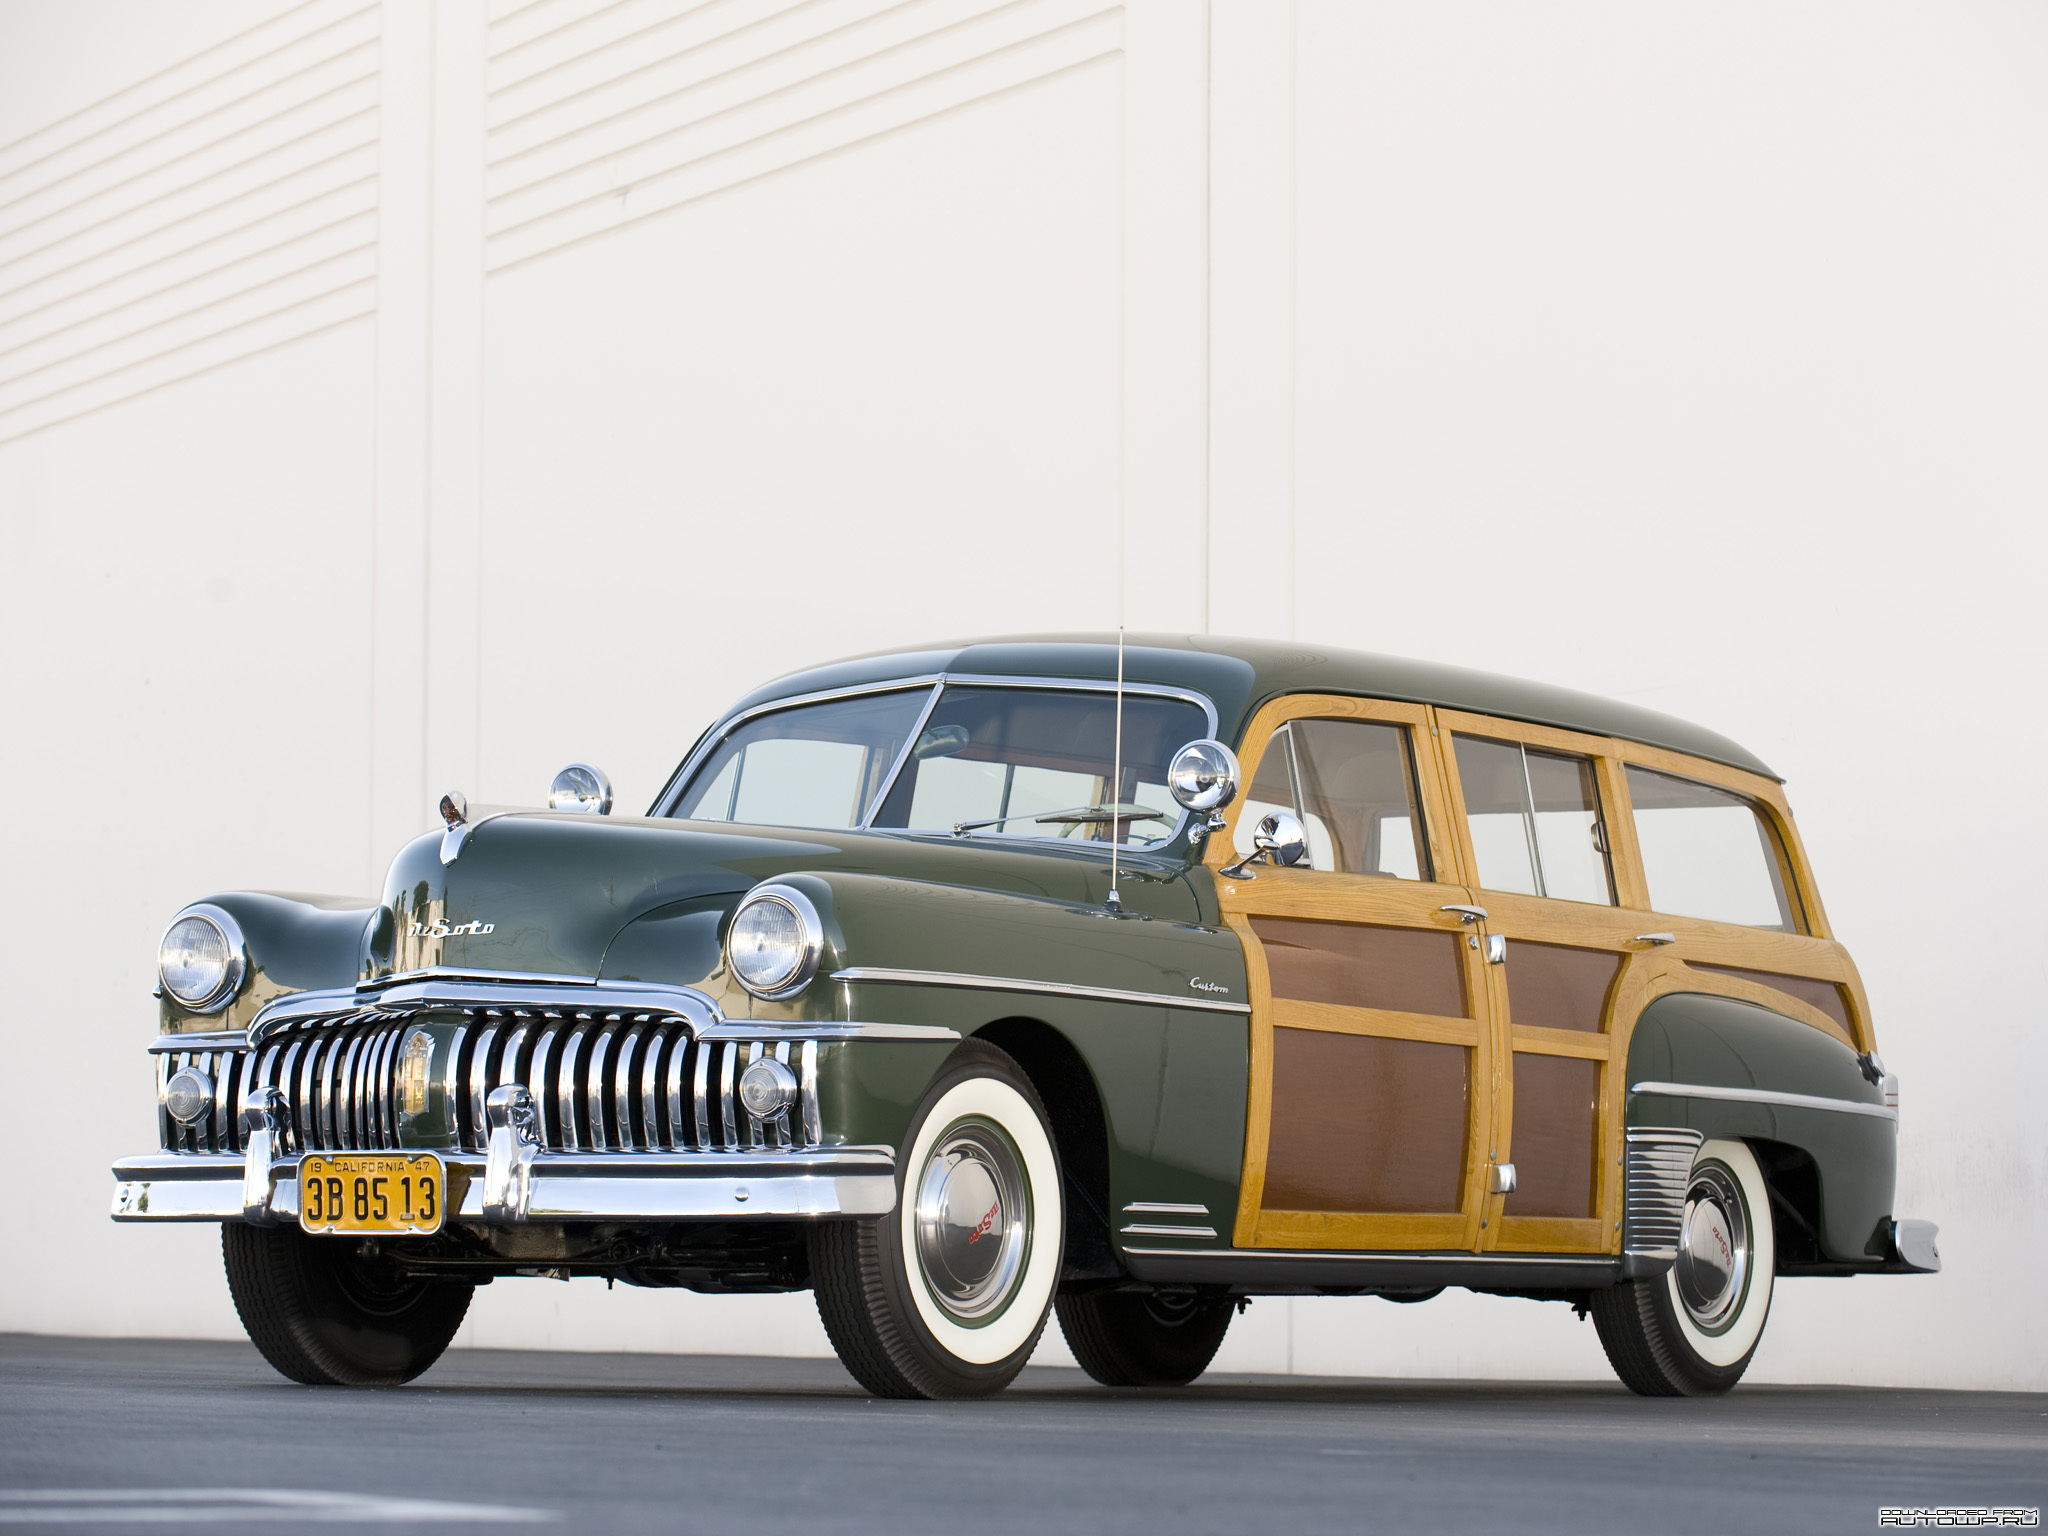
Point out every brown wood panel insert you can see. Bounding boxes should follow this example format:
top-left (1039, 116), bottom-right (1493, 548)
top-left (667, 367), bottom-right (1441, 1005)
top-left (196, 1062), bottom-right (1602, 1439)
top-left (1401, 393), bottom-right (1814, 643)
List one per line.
top-left (1686, 962), bottom-right (1852, 1034)
top-left (1502, 940), bottom-right (1621, 1033)
top-left (1504, 1053), bottom-right (1598, 1219)
top-left (1263, 1028), bottom-right (1469, 1213)
top-left (1251, 917), bottom-right (1470, 1018)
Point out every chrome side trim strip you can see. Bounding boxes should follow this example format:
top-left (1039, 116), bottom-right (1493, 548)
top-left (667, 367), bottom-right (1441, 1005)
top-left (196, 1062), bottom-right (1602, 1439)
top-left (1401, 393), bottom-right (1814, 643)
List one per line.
top-left (698, 1021), bottom-right (962, 1041)
top-left (830, 967), bottom-right (1250, 1015)
top-left (1630, 1080), bottom-right (1897, 1121)
top-left (1124, 1201), bottom-right (1210, 1215)
top-left (1121, 1223), bottom-right (1219, 1240)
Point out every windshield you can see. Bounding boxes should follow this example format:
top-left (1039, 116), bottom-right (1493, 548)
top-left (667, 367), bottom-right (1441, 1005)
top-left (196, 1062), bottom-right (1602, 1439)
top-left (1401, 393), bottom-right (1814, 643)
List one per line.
top-left (670, 684), bottom-right (1209, 846)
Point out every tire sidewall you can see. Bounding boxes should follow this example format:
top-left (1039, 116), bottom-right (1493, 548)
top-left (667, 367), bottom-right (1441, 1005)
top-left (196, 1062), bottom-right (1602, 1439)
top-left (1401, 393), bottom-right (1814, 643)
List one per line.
top-left (1658, 1138), bottom-right (1775, 1376)
top-left (884, 1045), bottom-right (1063, 1377)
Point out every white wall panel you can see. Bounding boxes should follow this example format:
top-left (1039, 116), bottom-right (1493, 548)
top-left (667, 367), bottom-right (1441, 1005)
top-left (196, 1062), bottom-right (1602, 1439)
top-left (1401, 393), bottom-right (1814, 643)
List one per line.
top-left (476, 45), bottom-right (1123, 813)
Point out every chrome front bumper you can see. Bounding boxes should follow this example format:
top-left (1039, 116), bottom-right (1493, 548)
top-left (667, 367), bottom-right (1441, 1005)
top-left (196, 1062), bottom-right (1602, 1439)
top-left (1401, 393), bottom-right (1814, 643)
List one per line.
top-left (110, 1146), bottom-right (898, 1225)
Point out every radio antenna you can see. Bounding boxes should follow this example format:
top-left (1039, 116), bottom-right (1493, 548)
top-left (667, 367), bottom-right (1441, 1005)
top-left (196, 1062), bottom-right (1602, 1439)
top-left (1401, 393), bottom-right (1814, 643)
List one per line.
top-left (1107, 627), bottom-right (1124, 915)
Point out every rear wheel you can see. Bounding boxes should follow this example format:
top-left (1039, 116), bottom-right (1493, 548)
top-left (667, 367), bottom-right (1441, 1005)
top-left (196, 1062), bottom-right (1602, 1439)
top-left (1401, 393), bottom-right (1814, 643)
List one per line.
top-left (1591, 1139), bottom-right (1776, 1396)
top-left (810, 1040), bottom-right (1063, 1399)
top-left (1056, 1289), bottom-right (1234, 1387)
top-left (222, 1222), bottom-right (472, 1386)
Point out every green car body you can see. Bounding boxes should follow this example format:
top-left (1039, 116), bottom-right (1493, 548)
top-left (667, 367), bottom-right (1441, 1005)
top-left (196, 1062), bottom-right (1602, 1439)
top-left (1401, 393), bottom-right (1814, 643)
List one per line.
top-left (118, 634), bottom-right (1934, 1389)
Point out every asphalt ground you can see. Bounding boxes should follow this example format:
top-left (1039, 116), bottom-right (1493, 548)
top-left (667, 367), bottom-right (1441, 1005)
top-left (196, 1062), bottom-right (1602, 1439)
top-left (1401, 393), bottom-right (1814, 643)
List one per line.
top-left (2, 1335), bottom-right (2043, 1534)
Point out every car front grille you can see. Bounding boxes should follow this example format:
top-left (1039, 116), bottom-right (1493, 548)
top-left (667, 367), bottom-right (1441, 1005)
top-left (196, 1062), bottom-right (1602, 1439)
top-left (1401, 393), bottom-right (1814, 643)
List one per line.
top-left (157, 1011), bottom-right (823, 1157)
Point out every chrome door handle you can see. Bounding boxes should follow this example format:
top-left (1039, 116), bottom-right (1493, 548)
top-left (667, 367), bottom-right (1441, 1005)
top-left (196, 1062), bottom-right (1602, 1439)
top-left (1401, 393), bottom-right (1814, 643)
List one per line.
top-left (1440, 905), bottom-right (1488, 924)
top-left (1485, 935), bottom-right (1506, 965)
top-left (1634, 933), bottom-right (1676, 946)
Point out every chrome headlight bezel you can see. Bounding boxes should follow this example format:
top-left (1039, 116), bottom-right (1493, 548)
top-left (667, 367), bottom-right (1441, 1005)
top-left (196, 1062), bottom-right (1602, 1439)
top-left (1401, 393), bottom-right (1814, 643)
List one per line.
top-left (157, 904), bottom-right (247, 1013)
top-left (724, 884), bottom-right (825, 1001)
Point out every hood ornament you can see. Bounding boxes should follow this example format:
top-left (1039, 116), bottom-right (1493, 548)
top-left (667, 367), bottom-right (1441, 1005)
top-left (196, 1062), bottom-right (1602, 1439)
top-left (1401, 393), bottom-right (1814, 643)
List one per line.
top-left (439, 791), bottom-right (471, 865)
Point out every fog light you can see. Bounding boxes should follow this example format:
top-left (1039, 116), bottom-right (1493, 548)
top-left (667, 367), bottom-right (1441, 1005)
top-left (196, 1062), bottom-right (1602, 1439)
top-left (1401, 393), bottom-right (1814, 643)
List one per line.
top-left (738, 1056), bottom-right (798, 1122)
top-left (165, 1067), bottom-right (214, 1125)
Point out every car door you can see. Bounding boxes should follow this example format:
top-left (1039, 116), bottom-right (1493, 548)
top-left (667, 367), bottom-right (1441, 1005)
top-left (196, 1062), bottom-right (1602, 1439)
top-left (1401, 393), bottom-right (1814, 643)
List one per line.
top-left (1432, 712), bottom-right (1656, 1257)
top-left (1210, 696), bottom-right (1497, 1252)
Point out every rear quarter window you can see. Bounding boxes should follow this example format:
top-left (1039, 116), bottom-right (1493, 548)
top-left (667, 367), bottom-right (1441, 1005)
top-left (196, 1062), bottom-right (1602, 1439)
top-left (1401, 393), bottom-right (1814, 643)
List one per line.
top-left (1625, 765), bottom-right (1802, 931)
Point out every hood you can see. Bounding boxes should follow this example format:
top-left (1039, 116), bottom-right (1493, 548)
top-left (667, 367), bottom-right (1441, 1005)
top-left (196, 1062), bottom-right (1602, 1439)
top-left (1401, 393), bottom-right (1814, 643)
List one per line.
top-left (371, 810), bottom-right (1179, 991)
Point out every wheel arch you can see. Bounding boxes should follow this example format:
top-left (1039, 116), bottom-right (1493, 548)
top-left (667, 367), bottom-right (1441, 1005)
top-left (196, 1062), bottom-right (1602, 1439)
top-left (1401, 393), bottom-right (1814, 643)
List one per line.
top-left (972, 1016), bottom-right (1119, 1284)
top-left (1624, 990), bottom-right (1896, 1265)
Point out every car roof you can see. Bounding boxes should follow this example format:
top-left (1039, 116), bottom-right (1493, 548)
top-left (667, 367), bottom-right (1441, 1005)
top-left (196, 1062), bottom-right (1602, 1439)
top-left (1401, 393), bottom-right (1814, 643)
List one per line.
top-left (726, 633), bottom-right (1779, 781)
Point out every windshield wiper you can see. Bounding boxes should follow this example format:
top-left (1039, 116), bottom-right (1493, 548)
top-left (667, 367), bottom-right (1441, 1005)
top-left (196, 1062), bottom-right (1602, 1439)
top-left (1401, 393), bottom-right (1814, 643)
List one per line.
top-left (951, 803), bottom-right (1169, 837)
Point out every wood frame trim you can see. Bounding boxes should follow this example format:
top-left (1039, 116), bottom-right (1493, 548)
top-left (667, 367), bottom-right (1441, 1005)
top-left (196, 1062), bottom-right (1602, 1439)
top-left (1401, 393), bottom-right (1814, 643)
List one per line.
top-left (1207, 695), bottom-right (1463, 887)
top-left (1219, 694), bottom-right (1488, 1253)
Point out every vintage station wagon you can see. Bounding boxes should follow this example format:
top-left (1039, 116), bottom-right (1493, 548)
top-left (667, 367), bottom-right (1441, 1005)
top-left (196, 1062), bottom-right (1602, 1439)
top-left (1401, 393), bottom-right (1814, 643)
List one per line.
top-left (116, 635), bottom-right (1936, 1398)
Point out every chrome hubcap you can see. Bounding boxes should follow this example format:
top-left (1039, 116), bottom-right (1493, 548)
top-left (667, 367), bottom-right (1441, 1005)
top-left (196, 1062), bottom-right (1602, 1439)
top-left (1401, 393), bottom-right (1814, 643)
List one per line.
top-left (1673, 1163), bottom-right (1749, 1331)
top-left (913, 1119), bottom-right (1029, 1323)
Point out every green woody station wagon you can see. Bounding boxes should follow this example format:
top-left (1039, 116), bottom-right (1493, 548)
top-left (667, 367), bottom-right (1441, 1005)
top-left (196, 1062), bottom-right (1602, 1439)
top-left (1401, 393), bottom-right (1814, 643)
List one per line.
top-left (116, 635), bottom-right (1937, 1398)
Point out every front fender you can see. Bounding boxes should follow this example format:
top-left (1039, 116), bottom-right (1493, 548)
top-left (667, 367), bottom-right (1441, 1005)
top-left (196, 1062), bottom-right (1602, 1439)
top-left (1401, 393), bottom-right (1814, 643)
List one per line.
top-left (157, 891), bottom-right (378, 1036)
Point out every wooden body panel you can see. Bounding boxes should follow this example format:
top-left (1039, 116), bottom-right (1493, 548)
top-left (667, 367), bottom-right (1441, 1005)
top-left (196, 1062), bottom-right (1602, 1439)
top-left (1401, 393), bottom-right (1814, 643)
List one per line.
top-left (1215, 693), bottom-right (1876, 1259)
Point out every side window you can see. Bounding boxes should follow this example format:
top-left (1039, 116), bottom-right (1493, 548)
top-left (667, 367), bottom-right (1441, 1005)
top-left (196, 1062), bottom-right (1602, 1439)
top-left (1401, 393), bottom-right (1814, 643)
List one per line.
top-left (1452, 734), bottom-right (1615, 905)
top-left (1624, 766), bottom-right (1801, 931)
top-left (1234, 718), bottom-right (1433, 880)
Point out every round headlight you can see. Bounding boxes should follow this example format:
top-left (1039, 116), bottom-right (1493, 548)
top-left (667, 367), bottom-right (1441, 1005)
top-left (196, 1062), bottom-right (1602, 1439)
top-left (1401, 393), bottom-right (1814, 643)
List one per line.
top-left (738, 1056), bottom-right (799, 1121)
top-left (158, 906), bottom-right (245, 1011)
top-left (725, 885), bottom-right (824, 1000)
top-left (1168, 739), bottom-right (1241, 813)
top-left (165, 1067), bottom-right (214, 1125)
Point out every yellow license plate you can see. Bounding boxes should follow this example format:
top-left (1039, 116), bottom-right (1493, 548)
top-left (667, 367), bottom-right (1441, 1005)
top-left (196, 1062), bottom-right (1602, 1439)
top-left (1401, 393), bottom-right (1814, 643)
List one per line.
top-left (298, 1153), bottom-right (445, 1236)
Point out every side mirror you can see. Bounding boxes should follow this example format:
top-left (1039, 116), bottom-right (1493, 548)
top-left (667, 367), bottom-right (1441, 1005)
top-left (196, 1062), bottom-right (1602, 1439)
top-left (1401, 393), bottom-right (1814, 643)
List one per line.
top-left (1168, 739), bottom-right (1240, 852)
top-left (1221, 810), bottom-right (1307, 879)
top-left (548, 763), bottom-right (614, 815)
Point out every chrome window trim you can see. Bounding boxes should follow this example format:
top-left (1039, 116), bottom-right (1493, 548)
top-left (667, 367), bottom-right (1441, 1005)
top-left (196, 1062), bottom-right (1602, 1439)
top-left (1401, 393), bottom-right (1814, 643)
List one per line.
top-left (830, 966), bottom-right (1250, 1016)
top-left (1629, 1080), bottom-right (1897, 1121)
top-left (651, 672), bottom-right (1221, 852)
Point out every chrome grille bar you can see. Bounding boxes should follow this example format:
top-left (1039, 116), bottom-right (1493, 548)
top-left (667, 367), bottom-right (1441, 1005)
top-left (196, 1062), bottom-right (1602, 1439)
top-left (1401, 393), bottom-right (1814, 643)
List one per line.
top-left (467, 1025), bottom-right (499, 1153)
top-left (665, 1033), bottom-right (689, 1151)
top-left (529, 1025), bottom-right (560, 1147)
top-left (729, 1048), bottom-right (745, 1155)
top-left (799, 1040), bottom-right (821, 1149)
top-left (276, 1039), bottom-right (304, 1153)
top-left (693, 1039), bottom-right (712, 1150)
top-left (585, 1024), bottom-right (617, 1151)
top-left (557, 1024), bottom-right (587, 1151)
top-left (213, 1050), bottom-right (236, 1152)
top-left (374, 1023), bottom-right (403, 1149)
top-left (442, 1023), bottom-right (469, 1149)
top-left (640, 1028), bottom-right (667, 1153)
top-left (614, 1024), bottom-right (645, 1152)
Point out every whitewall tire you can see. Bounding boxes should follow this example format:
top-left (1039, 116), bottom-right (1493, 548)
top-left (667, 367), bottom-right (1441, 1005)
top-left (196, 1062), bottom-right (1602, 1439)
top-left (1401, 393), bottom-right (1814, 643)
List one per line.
top-left (810, 1040), bottom-right (1063, 1398)
top-left (1591, 1138), bottom-right (1776, 1396)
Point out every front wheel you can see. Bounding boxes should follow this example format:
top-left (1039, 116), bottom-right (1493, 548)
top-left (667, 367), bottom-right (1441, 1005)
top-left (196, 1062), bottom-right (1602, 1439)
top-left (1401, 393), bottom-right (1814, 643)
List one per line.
top-left (1590, 1138), bottom-right (1776, 1396)
top-left (222, 1222), bottom-right (473, 1386)
top-left (1056, 1289), bottom-right (1235, 1387)
top-left (810, 1040), bottom-right (1063, 1399)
